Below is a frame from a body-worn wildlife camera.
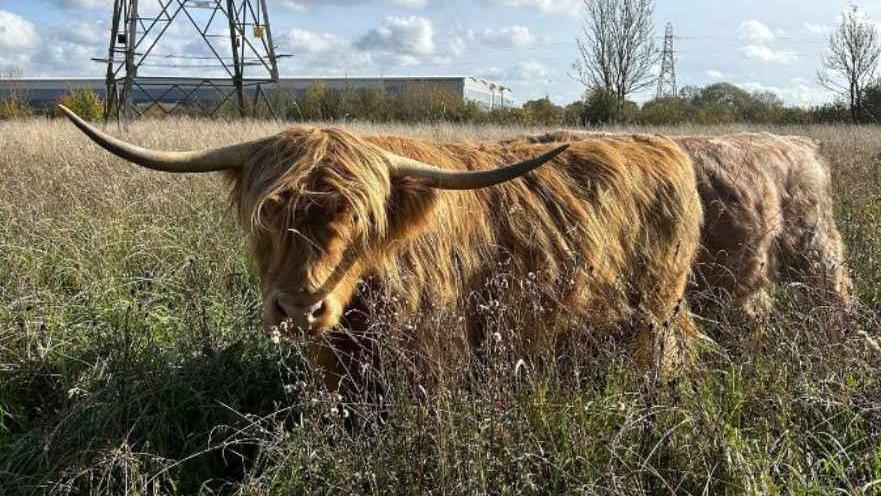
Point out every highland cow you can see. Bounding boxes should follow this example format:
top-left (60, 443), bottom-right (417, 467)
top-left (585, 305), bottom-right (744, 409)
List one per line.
top-left (507, 130), bottom-right (851, 316)
top-left (59, 106), bottom-right (703, 386)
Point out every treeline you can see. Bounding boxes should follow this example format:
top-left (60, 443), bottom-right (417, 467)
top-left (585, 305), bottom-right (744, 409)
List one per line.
top-left (277, 81), bottom-right (878, 126)
top-left (572, 83), bottom-right (879, 126)
top-left (2, 80), bottom-right (879, 126)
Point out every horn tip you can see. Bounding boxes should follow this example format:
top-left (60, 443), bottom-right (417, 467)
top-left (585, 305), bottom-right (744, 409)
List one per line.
top-left (56, 104), bottom-right (79, 121)
top-left (540, 144), bottom-right (569, 162)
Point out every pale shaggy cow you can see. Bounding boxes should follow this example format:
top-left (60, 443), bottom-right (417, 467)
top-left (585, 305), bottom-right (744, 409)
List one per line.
top-left (60, 106), bottom-right (704, 386)
top-left (505, 130), bottom-right (851, 316)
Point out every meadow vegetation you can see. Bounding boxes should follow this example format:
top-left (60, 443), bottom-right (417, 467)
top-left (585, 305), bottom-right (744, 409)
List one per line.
top-left (1, 118), bottom-right (880, 494)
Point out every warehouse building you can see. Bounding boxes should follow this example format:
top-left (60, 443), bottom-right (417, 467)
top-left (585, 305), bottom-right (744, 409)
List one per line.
top-left (0, 76), bottom-right (514, 110)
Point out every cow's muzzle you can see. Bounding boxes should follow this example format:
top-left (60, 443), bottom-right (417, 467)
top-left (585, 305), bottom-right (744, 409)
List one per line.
top-left (274, 297), bottom-right (327, 331)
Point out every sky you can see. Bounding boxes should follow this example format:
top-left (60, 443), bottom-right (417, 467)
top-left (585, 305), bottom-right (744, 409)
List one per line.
top-left (1, 0), bottom-right (880, 107)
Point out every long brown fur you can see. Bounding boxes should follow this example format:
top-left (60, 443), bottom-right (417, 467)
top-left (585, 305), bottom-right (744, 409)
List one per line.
top-left (506, 130), bottom-right (851, 316)
top-left (227, 127), bottom-right (704, 382)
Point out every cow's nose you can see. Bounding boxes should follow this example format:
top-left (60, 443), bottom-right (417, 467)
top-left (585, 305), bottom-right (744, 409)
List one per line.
top-left (302, 300), bottom-right (327, 320)
top-left (276, 298), bottom-right (326, 327)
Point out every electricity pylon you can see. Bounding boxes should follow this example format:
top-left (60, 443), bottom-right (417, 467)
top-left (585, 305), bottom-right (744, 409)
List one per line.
top-left (656, 22), bottom-right (677, 99)
top-left (101, 0), bottom-right (282, 120)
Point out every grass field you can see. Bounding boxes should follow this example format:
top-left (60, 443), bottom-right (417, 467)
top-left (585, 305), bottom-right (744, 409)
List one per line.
top-left (1, 118), bottom-right (881, 495)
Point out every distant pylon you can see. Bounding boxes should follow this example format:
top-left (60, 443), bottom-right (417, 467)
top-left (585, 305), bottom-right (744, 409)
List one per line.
top-left (656, 22), bottom-right (677, 99)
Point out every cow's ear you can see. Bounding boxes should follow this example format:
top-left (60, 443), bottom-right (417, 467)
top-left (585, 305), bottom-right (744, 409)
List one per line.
top-left (385, 176), bottom-right (440, 241)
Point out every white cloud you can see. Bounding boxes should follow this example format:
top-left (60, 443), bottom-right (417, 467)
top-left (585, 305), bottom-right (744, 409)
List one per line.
top-left (355, 16), bottom-right (435, 56)
top-left (54, 0), bottom-right (112, 8)
top-left (448, 35), bottom-right (468, 56)
top-left (514, 60), bottom-right (550, 81)
top-left (0, 10), bottom-right (39, 69)
top-left (444, 25), bottom-right (536, 59)
top-left (0, 11), bottom-right (39, 51)
top-left (804, 22), bottom-right (832, 35)
top-left (55, 20), bottom-right (105, 46)
top-left (740, 44), bottom-right (797, 64)
top-left (279, 0), bottom-right (430, 12)
top-left (0, 10), bottom-right (208, 77)
top-left (736, 81), bottom-right (834, 107)
top-left (283, 51), bottom-right (374, 77)
top-left (278, 19), bottom-right (450, 76)
top-left (706, 69), bottom-right (729, 80)
top-left (30, 19), bottom-right (108, 76)
top-left (480, 60), bottom-right (551, 83)
top-left (739, 20), bottom-right (776, 44)
top-left (287, 29), bottom-right (349, 54)
top-left (738, 20), bottom-right (796, 66)
top-left (478, 0), bottom-right (581, 14)
top-left (477, 26), bottom-right (536, 47)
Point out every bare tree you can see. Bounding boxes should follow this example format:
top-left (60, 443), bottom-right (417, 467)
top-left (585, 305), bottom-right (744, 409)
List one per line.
top-left (0, 67), bottom-right (32, 119)
top-left (818, 5), bottom-right (881, 122)
top-left (572, 0), bottom-right (658, 110)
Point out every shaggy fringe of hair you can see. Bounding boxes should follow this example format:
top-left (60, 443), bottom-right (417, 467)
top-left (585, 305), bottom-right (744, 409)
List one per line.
top-left (234, 127), bottom-right (391, 244)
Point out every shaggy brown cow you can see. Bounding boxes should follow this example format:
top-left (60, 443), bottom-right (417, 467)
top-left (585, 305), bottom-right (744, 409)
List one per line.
top-left (59, 106), bottom-right (703, 385)
top-left (507, 130), bottom-right (851, 316)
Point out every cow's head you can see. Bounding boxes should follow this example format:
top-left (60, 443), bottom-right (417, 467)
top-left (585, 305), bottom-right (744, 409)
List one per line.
top-left (58, 105), bottom-right (566, 337)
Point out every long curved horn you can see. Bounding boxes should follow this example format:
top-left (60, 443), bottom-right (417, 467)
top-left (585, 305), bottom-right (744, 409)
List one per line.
top-left (57, 105), bottom-right (261, 173)
top-left (385, 144), bottom-right (569, 190)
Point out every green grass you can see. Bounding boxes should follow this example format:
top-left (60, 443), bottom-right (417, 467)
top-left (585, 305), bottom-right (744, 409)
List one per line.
top-left (1, 118), bottom-right (880, 495)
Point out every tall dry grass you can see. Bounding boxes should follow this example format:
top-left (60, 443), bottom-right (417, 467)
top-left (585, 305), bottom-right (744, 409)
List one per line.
top-left (1, 117), bottom-right (880, 495)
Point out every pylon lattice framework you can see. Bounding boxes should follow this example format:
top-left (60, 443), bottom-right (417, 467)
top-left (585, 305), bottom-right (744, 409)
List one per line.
top-left (103, 0), bottom-right (281, 120)
top-left (656, 22), bottom-right (677, 99)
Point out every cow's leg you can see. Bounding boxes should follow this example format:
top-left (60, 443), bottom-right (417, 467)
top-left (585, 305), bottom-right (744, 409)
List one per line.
top-left (630, 301), bottom-right (697, 378)
top-left (306, 337), bottom-right (345, 391)
top-left (729, 217), bottom-right (782, 319)
top-left (630, 271), bottom-right (694, 376)
top-left (307, 285), bottom-right (380, 392)
top-left (697, 241), bottom-right (776, 319)
top-left (775, 161), bottom-right (852, 308)
top-left (630, 232), bottom-right (702, 378)
top-left (306, 330), bottom-right (366, 392)
top-left (738, 286), bottom-right (774, 319)
top-left (779, 211), bottom-right (851, 309)
top-left (806, 230), bottom-right (851, 307)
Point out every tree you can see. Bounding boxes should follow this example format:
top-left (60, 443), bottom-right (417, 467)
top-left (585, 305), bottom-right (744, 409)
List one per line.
top-left (521, 97), bottom-right (564, 125)
top-left (339, 87), bottom-right (396, 121)
top-left (583, 88), bottom-right (618, 124)
top-left (399, 84), bottom-right (479, 122)
top-left (572, 0), bottom-right (658, 112)
top-left (687, 83), bottom-right (746, 123)
top-left (0, 67), bottom-right (32, 120)
top-left (864, 80), bottom-right (881, 122)
top-left (818, 6), bottom-right (881, 122)
top-left (811, 101), bottom-right (851, 123)
top-left (673, 82), bottom-right (791, 124)
top-left (640, 96), bottom-right (692, 125)
top-left (56, 89), bottom-right (104, 122)
top-left (563, 100), bottom-right (588, 126)
top-left (301, 80), bottom-right (340, 121)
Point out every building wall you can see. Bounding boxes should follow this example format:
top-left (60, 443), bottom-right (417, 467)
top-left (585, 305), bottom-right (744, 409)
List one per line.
top-left (0, 77), bottom-right (511, 109)
top-left (276, 77), bottom-right (466, 100)
top-left (0, 79), bottom-right (106, 107)
top-left (464, 77), bottom-right (514, 109)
